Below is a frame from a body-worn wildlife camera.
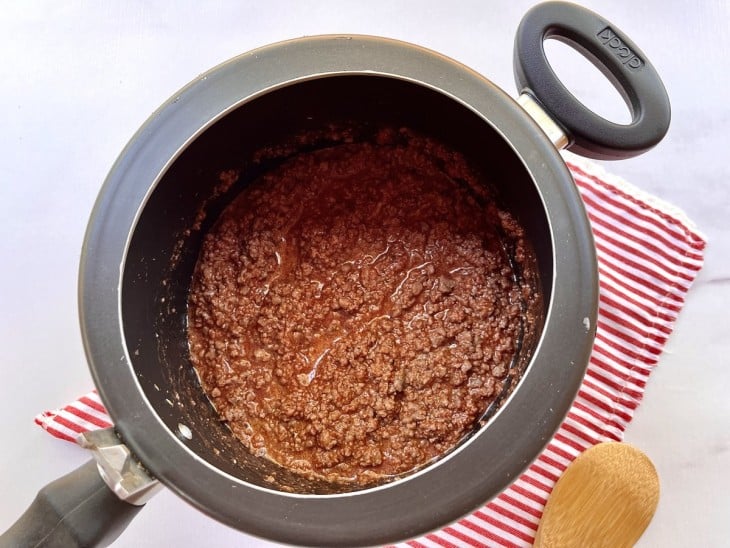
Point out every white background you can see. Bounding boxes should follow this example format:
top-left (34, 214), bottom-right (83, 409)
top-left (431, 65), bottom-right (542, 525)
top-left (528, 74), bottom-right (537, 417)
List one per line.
top-left (1, 1), bottom-right (728, 546)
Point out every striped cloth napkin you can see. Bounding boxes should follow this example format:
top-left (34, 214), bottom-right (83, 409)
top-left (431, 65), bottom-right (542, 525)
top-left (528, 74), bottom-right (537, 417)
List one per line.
top-left (35, 152), bottom-right (706, 547)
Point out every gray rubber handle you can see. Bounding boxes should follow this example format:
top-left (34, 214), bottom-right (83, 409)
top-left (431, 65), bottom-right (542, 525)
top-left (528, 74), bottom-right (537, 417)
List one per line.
top-left (514, 1), bottom-right (671, 160)
top-left (0, 460), bottom-right (143, 548)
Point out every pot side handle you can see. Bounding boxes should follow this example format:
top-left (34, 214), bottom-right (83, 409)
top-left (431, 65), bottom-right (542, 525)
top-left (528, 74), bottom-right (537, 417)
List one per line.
top-left (0, 460), bottom-right (143, 548)
top-left (514, 1), bottom-right (671, 160)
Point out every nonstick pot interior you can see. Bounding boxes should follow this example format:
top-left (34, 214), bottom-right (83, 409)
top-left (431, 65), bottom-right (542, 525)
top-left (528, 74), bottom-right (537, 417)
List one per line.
top-left (121, 74), bottom-right (553, 494)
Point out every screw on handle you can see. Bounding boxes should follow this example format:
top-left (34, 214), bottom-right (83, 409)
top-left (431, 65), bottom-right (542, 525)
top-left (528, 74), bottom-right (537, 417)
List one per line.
top-left (514, 1), bottom-right (671, 160)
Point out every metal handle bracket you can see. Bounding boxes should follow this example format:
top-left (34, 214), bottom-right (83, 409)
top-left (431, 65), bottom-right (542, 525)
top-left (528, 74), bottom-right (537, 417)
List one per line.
top-left (77, 428), bottom-right (162, 506)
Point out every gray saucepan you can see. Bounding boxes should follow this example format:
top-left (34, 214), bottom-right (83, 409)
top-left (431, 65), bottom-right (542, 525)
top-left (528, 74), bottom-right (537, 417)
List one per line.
top-left (1, 2), bottom-right (669, 547)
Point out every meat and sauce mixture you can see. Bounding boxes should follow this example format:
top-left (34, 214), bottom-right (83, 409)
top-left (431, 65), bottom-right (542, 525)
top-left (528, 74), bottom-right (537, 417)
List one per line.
top-left (188, 128), bottom-right (539, 485)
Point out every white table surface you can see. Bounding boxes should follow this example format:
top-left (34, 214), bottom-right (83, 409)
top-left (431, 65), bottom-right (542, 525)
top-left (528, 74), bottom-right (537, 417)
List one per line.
top-left (1, 1), bottom-right (728, 546)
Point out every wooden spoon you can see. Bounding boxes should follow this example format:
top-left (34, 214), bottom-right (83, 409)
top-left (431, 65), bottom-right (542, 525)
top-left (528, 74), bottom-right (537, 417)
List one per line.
top-left (534, 442), bottom-right (659, 548)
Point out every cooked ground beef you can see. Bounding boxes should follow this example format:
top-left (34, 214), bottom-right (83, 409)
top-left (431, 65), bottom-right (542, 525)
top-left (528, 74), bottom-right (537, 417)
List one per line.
top-left (188, 128), bottom-right (538, 484)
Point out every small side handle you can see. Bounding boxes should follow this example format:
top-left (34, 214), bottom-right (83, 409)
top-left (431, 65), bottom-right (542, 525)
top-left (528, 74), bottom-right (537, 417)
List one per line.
top-left (514, 1), bottom-right (671, 160)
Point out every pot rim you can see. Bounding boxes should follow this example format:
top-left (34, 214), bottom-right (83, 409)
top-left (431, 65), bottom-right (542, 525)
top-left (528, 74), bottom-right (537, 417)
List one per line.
top-left (79, 34), bottom-right (598, 546)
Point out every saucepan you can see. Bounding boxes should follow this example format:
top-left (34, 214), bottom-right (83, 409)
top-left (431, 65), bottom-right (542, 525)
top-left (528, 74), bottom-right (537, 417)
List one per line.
top-left (1, 2), bottom-right (669, 546)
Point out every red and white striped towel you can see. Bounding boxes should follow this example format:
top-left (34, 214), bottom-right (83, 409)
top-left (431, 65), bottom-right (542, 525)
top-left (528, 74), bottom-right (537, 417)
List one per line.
top-left (36, 152), bottom-right (706, 547)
